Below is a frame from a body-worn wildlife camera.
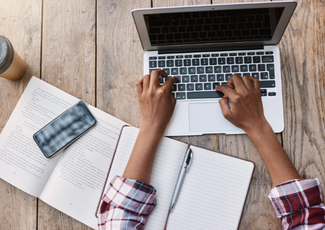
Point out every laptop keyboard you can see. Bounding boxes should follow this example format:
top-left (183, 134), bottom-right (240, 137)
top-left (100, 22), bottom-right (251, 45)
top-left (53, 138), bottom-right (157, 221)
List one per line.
top-left (149, 51), bottom-right (276, 100)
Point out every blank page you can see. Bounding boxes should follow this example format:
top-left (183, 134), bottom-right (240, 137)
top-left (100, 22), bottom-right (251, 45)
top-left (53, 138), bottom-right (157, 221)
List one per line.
top-left (107, 127), bottom-right (188, 229)
top-left (167, 145), bottom-right (254, 230)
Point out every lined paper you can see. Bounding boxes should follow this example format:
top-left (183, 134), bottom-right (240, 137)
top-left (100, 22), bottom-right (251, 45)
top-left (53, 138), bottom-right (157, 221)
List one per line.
top-left (107, 127), bottom-right (188, 230)
top-left (166, 145), bottom-right (254, 230)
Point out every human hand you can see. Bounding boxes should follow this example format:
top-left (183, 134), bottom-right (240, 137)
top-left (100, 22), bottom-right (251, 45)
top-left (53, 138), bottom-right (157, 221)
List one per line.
top-left (137, 70), bottom-right (178, 136)
top-left (215, 75), bottom-right (269, 134)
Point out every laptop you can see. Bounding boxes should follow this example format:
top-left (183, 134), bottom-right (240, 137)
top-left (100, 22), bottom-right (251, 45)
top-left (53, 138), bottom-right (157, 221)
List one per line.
top-left (132, 1), bottom-right (297, 136)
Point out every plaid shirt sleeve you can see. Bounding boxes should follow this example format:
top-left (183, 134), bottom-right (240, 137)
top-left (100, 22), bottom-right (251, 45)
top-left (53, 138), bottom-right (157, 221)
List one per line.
top-left (98, 175), bottom-right (156, 230)
top-left (268, 178), bottom-right (325, 230)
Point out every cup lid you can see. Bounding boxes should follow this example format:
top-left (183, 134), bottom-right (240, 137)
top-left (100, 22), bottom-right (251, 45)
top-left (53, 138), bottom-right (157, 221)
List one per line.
top-left (0, 35), bottom-right (14, 74)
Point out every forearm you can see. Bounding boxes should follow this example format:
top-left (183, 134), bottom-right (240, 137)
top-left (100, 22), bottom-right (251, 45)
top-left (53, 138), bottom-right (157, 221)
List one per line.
top-left (123, 125), bottom-right (163, 184)
top-left (246, 122), bottom-right (301, 186)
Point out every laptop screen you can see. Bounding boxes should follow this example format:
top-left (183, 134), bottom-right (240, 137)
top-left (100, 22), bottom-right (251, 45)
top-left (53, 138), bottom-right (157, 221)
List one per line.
top-left (144, 7), bottom-right (284, 47)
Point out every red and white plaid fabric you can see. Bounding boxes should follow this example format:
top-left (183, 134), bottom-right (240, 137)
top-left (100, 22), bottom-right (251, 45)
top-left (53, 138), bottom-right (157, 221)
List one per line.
top-left (98, 175), bottom-right (156, 230)
top-left (269, 178), bottom-right (325, 230)
top-left (98, 176), bottom-right (325, 230)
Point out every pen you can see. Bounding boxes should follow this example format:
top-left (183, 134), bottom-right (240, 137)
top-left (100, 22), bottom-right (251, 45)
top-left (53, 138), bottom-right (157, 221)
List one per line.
top-left (169, 148), bottom-right (193, 213)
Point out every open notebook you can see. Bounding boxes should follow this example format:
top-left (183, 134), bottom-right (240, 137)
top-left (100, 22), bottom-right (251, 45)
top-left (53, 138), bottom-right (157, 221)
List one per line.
top-left (98, 126), bottom-right (254, 229)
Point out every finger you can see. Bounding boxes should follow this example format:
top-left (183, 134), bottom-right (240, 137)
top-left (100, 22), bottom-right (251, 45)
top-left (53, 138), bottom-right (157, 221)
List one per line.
top-left (250, 76), bottom-right (260, 92)
top-left (142, 74), bottom-right (150, 91)
top-left (215, 85), bottom-right (238, 101)
top-left (227, 74), bottom-right (247, 92)
top-left (161, 76), bottom-right (178, 91)
top-left (219, 97), bottom-right (232, 120)
top-left (242, 75), bottom-right (254, 91)
top-left (151, 70), bottom-right (168, 89)
top-left (136, 79), bottom-right (143, 95)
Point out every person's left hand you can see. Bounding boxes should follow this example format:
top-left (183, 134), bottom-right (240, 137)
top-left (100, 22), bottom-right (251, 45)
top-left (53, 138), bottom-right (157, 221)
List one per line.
top-left (137, 70), bottom-right (178, 136)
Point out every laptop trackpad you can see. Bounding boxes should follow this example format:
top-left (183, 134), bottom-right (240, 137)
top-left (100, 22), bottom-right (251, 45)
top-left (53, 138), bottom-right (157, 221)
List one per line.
top-left (189, 102), bottom-right (233, 132)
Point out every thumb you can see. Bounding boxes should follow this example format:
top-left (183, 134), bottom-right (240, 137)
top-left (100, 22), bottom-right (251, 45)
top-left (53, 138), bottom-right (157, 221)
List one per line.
top-left (219, 97), bottom-right (232, 120)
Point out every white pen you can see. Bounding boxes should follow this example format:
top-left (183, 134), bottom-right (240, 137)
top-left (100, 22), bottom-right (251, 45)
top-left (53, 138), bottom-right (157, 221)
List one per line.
top-left (169, 148), bottom-right (193, 213)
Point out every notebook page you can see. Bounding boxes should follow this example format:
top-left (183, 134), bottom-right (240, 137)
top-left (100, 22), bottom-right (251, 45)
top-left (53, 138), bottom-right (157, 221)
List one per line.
top-left (107, 127), bottom-right (188, 230)
top-left (167, 146), bottom-right (254, 230)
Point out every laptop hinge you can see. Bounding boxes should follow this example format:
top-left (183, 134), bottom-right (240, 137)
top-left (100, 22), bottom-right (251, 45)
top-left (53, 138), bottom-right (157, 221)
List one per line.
top-left (158, 45), bottom-right (264, 54)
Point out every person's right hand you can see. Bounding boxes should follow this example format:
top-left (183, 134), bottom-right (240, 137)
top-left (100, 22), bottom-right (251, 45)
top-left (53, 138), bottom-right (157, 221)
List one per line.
top-left (215, 74), bottom-right (269, 134)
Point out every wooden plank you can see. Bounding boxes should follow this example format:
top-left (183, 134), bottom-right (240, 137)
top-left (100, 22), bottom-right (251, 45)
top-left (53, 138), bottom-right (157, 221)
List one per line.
top-left (211, 0), bottom-right (281, 229)
top-left (38, 0), bottom-right (96, 229)
top-left (0, 0), bottom-right (41, 229)
top-left (279, 0), bottom-right (325, 194)
top-left (96, 0), bottom-right (151, 128)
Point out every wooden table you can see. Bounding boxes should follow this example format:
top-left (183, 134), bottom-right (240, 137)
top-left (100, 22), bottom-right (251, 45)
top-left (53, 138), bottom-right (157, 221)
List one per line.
top-left (1, 0), bottom-right (324, 229)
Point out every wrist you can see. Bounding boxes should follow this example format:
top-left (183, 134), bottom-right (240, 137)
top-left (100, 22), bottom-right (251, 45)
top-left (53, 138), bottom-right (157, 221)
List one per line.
top-left (245, 119), bottom-right (273, 141)
top-left (140, 122), bottom-right (166, 139)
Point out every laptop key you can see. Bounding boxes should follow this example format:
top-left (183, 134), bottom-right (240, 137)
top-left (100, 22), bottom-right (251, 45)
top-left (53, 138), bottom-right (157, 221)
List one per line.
top-left (218, 58), bottom-right (226, 65)
top-left (204, 83), bottom-right (212, 90)
top-left (206, 66), bottom-right (213, 73)
top-left (223, 66), bottom-right (231, 73)
top-left (158, 61), bottom-right (165, 67)
top-left (197, 67), bottom-right (204, 74)
top-left (252, 72), bottom-right (259, 78)
top-left (227, 57), bottom-right (234, 64)
top-left (267, 64), bottom-right (275, 79)
top-left (180, 68), bottom-right (187, 75)
top-left (176, 92), bottom-right (186, 99)
top-left (201, 58), bottom-right (209, 65)
top-left (268, 92), bottom-right (276, 96)
top-left (214, 66), bottom-right (222, 73)
top-left (149, 57), bottom-right (157, 60)
top-left (236, 57), bottom-right (243, 64)
top-left (213, 82), bottom-right (220, 89)
top-left (187, 91), bottom-right (224, 99)
top-left (192, 59), bottom-right (200, 66)
top-left (260, 72), bottom-right (268, 79)
top-left (259, 80), bottom-right (275, 88)
top-left (178, 84), bottom-right (186, 91)
top-left (217, 74), bottom-right (224, 81)
top-left (240, 65), bottom-right (248, 72)
top-left (199, 75), bottom-right (207, 82)
top-left (149, 61), bottom-right (157, 68)
top-left (261, 89), bottom-right (267, 96)
top-left (171, 68), bottom-right (178, 75)
top-left (188, 67), bottom-right (196, 74)
top-left (209, 58), bottom-right (217, 65)
top-left (187, 84), bottom-right (195, 91)
top-left (258, 64), bottom-right (265, 71)
top-left (232, 65), bottom-right (239, 72)
top-left (167, 60), bottom-right (174, 67)
top-left (226, 74), bottom-right (232, 80)
top-left (262, 56), bottom-right (274, 62)
top-left (195, 83), bottom-right (203, 90)
top-left (244, 57), bottom-right (252, 63)
top-left (208, 74), bottom-right (215, 81)
top-left (184, 59), bottom-right (191, 66)
top-left (175, 60), bottom-right (183, 66)
top-left (253, 56), bottom-right (260, 63)
top-left (191, 75), bottom-right (198, 82)
top-left (249, 64), bottom-right (257, 71)
top-left (182, 75), bottom-right (190, 82)
top-left (243, 73), bottom-right (250, 76)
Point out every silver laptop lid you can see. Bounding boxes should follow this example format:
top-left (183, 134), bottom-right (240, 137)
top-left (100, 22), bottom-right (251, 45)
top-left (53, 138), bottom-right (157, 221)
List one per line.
top-left (132, 1), bottom-right (297, 51)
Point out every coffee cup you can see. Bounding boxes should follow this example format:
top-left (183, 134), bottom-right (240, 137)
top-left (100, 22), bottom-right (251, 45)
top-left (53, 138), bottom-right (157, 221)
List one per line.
top-left (0, 35), bottom-right (26, 80)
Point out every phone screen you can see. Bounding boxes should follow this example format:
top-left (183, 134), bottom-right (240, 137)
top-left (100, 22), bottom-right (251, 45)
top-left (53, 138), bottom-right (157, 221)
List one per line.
top-left (33, 101), bottom-right (97, 158)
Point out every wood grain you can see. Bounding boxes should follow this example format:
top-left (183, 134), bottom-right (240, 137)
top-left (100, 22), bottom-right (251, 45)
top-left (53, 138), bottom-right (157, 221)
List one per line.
top-left (0, 0), bottom-right (41, 229)
top-left (38, 0), bottom-right (96, 229)
top-left (97, 0), bottom-right (151, 128)
top-left (279, 0), bottom-right (325, 194)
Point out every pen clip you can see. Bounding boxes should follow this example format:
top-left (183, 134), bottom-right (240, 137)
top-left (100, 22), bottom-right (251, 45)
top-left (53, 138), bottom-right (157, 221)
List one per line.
top-left (185, 148), bottom-right (193, 173)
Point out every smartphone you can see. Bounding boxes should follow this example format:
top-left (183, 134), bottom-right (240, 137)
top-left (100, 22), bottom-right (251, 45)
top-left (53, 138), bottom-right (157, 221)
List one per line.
top-left (33, 101), bottom-right (97, 158)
